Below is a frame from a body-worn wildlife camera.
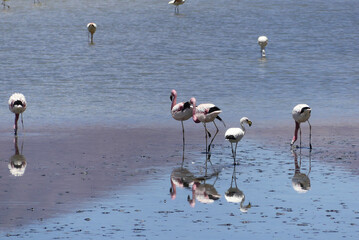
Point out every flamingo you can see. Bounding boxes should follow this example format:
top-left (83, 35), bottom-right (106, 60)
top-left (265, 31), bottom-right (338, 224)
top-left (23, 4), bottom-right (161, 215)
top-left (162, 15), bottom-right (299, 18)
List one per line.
top-left (8, 93), bottom-right (27, 136)
top-left (190, 97), bottom-right (225, 153)
top-left (168, 0), bottom-right (186, 14)
top-left (291, 104), bottom-right (312, 149)
top-left (87, 22), bottom-right (97, 44)
top-left (2, 0), bottom-right (10, 9)
top-left (257, 36), bottom-right (268, 57)
top-left (224, 117), bottom-right (252, 164)
top-left (170, 89), bottom-right (193, 153)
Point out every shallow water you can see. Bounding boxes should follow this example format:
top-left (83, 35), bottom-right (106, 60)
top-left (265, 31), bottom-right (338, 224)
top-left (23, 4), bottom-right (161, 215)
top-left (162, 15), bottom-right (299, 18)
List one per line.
top-left (0, 0), bottom-right (358, 128)
top-left (0, 0), bottom-right (358, 239)
top-left (2, 140), bottom-right (359, 239)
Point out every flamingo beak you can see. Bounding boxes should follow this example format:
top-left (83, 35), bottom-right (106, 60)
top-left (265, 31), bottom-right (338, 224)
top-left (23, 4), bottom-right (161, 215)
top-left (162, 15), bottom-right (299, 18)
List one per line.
top-left (170, 95), bottom-right (173, 101)
top-left (248, 120), bottom-right (252, 126)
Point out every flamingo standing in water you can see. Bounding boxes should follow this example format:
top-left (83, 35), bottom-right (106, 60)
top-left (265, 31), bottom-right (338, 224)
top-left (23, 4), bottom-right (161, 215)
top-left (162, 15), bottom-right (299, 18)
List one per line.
top-left (168, 0), bottom-right (186, 14)
top-left (258, 36), bottom-right (268, 57)
top-left (170, 90), bottom-right (192, 153)
top-left (8, 93), bottom-right (27, 136)
top-left (87, 23), bottom-right (97, 44)
top-left (190, 97), bottom-right (225, 153)
top-left (224, 117), bottom-right (252, 164)
top-left (291, 104), bottom-right (312, 149)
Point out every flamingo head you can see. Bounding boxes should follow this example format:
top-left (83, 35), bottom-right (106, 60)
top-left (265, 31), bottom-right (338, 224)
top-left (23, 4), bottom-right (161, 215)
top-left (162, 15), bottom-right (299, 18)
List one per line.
top-left (170, 89), bottom-right (177, 102)
top-left (240, 117), bottom-right (252, 127)
top-left (189, 97), bottom-right (200, 123)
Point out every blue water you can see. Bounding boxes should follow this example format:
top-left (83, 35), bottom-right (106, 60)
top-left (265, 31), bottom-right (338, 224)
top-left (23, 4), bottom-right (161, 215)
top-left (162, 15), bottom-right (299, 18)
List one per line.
top-left (1, 0), bottom-right (359, 239)
top-left (0, 0), bottom-right (358, 128)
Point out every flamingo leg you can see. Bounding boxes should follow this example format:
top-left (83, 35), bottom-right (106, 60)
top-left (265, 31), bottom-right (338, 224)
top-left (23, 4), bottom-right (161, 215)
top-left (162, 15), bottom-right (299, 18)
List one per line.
top-left (21, 113), bottom-right (24, 130)
top-left (203, 123), bottom-right (208, 153)
top-left (14, 114), bottom-right (19, 136)
top-left (234, 142), bottom-right (238, 164)
top-left (181, 120), bottom-right (185, 154)
top-left (308, 120), bottom-right (312, 150)
top-left (230, 142), bottom-right (234, 158)
top-left (208, 121), bottom-right (219, 153)
top-left (299, 125), bottom-right (302, 149)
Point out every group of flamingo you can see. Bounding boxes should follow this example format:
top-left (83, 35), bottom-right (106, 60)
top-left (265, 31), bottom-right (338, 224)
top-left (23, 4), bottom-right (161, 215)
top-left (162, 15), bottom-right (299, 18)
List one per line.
top-left (2, 0), bottom-right (40, 9)
top-left (170, 89), bottom-right (312, 164)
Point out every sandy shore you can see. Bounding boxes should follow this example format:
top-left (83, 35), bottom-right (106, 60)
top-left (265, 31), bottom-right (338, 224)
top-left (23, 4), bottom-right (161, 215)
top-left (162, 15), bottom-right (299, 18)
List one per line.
top-left (0, 121), bottom-right (358, 230)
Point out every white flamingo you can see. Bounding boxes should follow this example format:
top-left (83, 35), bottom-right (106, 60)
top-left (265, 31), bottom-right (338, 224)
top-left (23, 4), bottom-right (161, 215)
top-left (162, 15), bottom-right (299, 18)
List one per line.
top-left (224, 117), bottom-right (252, 164)
top-left (258, 36), bottom-right (268, 57)
top-left (168, 0), bottom-right (186, 14)
top-left (170, 89), bottom-right (193, 152)
top-left (87, 22), bottom-right (97, 44)
top-left (8, 93), bottom-right (27, 136)
top-left (291, 104), bottom-right (312, 149)
top-left (190, 97), bottom-right (225, 153)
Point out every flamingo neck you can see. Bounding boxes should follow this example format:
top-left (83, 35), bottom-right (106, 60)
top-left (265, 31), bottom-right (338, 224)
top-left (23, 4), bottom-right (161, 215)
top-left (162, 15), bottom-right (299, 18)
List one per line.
top-left (240, 120), bottom-right (246, 133)
top-left (15, 114), bottom-right (19, 127)
top-left (171, 94), bottom-right (177, 110)
top-left (292, 121), bottom-right (300, 144)
top-left (190, 98), bottom-right (199, 123)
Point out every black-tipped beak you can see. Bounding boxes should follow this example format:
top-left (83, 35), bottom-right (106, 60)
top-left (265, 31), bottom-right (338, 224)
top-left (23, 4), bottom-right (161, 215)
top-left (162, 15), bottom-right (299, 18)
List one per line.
top-left (170, 95), bottom-right (173, 101)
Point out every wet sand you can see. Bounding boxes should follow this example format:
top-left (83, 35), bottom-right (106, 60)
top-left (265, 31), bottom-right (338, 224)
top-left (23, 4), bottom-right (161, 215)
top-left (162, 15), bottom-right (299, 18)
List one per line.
top-left (0, 125), bottom-right (191, 230)
top-left (0, 122), bottom-right (358, 237)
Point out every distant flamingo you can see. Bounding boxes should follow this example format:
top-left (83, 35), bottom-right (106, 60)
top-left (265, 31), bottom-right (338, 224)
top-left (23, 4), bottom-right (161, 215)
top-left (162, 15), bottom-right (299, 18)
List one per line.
top-left (87, 22), bottom-right (97, 44)
top-left (8, 93), bottom-right (27, 136)
top-left (168, 0), bottom-right (186, 14)
top-left (170, 89), bottom-right (192, 153)
top-left (291, 104), bottom-right (312, 149)
top-left (2, 0), bottom-right (10, 8)
top-left (224, 117), bottom-right (252, 164)
top-left (257, 36), bottom-right (268, 57)
top-left (190, 97), bottom-right (225, 153)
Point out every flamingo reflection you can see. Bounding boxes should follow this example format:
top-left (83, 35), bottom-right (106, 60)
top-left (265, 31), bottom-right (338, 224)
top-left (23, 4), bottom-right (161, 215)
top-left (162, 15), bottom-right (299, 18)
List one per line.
top-left (170, 155), bottom-right (195, 200)
top-left (291, 149), bottom-right (311, 193)
top-left (187, 153), bottom-right (221, 207)
top-left (225, 163), bottom-right (251, 212)
top-left (8, 137), bottom-right (27, 177)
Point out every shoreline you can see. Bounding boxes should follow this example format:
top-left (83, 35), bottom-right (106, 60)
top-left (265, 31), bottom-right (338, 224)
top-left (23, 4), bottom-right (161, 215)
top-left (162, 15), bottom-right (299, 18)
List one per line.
top-left (0, 122), bottom-right (358, 230)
